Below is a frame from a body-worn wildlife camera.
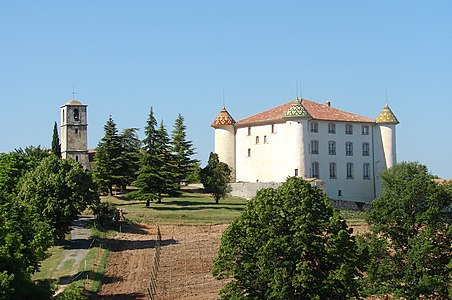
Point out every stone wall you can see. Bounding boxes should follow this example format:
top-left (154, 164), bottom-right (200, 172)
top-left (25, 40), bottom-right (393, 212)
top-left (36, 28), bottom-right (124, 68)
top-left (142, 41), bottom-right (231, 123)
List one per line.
top-left (229, 181), bottom-right (371, 211)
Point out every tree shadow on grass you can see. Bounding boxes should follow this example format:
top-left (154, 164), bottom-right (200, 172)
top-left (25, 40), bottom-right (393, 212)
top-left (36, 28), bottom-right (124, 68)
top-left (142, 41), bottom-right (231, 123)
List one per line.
top-left (147, 203), bottom-right (244, 212)
top-left (149, 199), bottom-right (245, 207)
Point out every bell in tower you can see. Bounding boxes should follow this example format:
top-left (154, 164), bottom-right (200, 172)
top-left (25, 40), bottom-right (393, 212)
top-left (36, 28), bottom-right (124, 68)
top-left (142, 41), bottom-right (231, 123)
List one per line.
top-left (60, 99), bottom-right (90, 169)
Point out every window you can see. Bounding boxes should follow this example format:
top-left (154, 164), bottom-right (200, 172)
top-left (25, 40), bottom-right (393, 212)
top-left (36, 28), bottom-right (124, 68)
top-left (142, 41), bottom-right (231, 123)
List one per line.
top-left (75, 155), bottom-right (79, 162)
top-left (75, 128), bottom-right (79, 135)
top-left (310, 122), bottom-right (318, 133)
top-left (311, 140), bottom-right (319, 154)
top-left (264, 135), bottom-right (268, 143)
top-left (329, 162), bottom-right (337, 179)
top-left (311, 162), bottom-right (319, 178)
top-left (345, 124), bottom-right (353, 135)
top-left (346, 163), bottom-right (354, 179)
top-left (328, 123), bottom-right (336, 134)
top-left (271, 124), bottom-right (276, 133)
top-left (362, 142), bottom-right (370, 156)
top-left (255, 136), bottom-right (259, 144)
top-left (247, 148), bottom-right (251, 157)
top-left (346, 142), bottom-right (353, 156)
top-left (294, 169), bottom-right (299, 176)
top-left (338, 190), bottom-right (342, 197)
top-left (328, 141), bottom-right (336, 155)
top-left (363, 163), bottom-right (371, 179)
top-left (362, 125), bottom-right (369, 135)
top-left (74, 109), bottom-right (79, 121)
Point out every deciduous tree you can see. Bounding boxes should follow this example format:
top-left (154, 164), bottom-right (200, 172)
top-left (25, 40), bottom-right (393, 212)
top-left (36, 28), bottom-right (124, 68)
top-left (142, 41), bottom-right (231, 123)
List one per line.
top-left (200, 152), bottom-right (231, 204)
top-left (19, 155), bottom-right (99, 240)
top-left (213, 177), bottom-right (360, 299)
top-left (360, 162), bottom-right (452, 299)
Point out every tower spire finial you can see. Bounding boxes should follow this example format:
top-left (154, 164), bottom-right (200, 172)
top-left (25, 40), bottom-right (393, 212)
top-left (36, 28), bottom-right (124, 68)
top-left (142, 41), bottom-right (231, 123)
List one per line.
top-left (72, 85), bottom-right (76, 100)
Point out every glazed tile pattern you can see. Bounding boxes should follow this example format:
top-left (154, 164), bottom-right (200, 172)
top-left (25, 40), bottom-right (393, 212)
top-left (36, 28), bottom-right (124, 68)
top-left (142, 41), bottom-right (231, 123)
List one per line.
top-left (283, 98), bottom-right (311, 118)
top-left (211, 107), bottom-right (236, 127)
top-left (376, 104), bottom-right (399, 124)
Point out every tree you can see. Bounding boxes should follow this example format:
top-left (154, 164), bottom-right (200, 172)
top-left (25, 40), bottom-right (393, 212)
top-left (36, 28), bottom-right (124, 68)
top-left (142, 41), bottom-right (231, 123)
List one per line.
top-left (93, 116), bottom-right (123, 195)
top-left (360, 162), bottom-right (452, 299)
top-left (18, 155), bottom-right (99, 240)
top-left (118, 128), bottom-right (141, 191)
top-left (135, 108), bottom-right (164, 205)
top-left (171, 114), bottom-right (198, 188)
top-left (0, 193), bottom-right (53, 300)
top-left (51, 121), bottom-right (61, 158)
top-left (200, 152), bottom-right (231, 204)
top-left (213, 177), bottom-right (360, 299)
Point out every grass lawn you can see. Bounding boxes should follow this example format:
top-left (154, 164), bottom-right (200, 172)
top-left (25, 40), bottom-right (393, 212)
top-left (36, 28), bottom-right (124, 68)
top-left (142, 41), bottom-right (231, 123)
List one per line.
top-left (104, 190), bottom-right (248, 224)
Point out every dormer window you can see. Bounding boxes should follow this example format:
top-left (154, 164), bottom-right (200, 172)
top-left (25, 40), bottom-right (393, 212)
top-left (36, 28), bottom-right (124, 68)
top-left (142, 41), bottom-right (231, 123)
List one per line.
top-left (74, 109), bottom-right (80, 121)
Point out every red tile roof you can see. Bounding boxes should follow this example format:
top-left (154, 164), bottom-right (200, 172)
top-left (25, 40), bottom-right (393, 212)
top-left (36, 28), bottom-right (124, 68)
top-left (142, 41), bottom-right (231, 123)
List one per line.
top-left (211, 107), bottom-right (236, 127)
top-left (236, 98), bottom-right (374, 125)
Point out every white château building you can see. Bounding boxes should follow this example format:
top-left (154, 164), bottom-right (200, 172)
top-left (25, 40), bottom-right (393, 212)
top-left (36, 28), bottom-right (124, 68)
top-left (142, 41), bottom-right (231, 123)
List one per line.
top-left (60, 99), bottom-right (90, 169)
top-left (212, 98), bottom-right (399, 202)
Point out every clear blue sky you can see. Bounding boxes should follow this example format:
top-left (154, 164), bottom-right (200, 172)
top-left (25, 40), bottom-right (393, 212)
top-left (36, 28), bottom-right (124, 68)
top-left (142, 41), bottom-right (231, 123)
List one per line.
top-left (1, 1), bottom-right (451, 178)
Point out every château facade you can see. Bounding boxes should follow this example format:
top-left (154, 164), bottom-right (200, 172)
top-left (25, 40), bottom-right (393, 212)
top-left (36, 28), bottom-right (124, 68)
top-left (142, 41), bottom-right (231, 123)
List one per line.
top-left (212, 98), bottom-right (399, 202)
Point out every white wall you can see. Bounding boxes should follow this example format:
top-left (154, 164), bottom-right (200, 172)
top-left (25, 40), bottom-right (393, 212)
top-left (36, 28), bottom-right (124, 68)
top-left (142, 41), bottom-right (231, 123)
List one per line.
top-left (234, 120), bottom-right (378, 202)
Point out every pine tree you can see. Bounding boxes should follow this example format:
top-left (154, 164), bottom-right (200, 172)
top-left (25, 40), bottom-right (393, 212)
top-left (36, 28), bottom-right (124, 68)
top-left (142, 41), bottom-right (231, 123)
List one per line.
top-left (51, 121), bottom-right (61, 158)
top-left (155, 120), bottom-right (177, 199)
top-left (135, 108), bottom-right (163, 205)
top-left (118, 128), bottom-right (141, 191)
top-left (93, 116), bottom-right (123, 195)
top-left (171, 114), bottom-right (198, 189)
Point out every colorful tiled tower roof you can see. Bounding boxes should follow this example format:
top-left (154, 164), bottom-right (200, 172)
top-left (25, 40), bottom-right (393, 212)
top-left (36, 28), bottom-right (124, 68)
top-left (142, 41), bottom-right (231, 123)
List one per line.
top-left (376, 104), bottom-right (399, 124)
top-left (211, 106), bottom-right (236, 127)
top-left (283, 98), bottom-right (311, 119)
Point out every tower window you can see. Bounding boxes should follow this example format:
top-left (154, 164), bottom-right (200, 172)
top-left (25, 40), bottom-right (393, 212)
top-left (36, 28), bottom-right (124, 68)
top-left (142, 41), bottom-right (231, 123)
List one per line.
top-left (75, 155), bottom-right (79, 162)
top-left (271, 124), bottom-right (276, 133)
top-left (247, 127), bottom-right (251, 136)
top-left (264, 135), bottom-right (268, 143)
top-left (255, 136), bottom-right (259, 144)
top-left (294, 169), bottom-right (298, 176)
top-left (74, 109), bottom-right (80, 121)
top-left (75, 128), bottom-right (79, 135)
top-left (310, 122), bottom-right (318, 133)
top-left (345, 124), bottom-right (353, 135)
top-left (247, 148), bottom-right (251, 157)
top-left (338, 190), bottom-right (342, 197)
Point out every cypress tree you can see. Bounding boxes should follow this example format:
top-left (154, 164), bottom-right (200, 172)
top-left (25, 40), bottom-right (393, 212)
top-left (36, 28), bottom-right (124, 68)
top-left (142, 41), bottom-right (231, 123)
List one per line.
top-left (51, 121), bottom-right (61, 158)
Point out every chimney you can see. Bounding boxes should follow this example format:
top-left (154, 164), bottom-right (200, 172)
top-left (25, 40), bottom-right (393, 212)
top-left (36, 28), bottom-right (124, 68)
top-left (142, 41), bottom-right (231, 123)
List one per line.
top-left (326, 101), bottom-right (331, 107)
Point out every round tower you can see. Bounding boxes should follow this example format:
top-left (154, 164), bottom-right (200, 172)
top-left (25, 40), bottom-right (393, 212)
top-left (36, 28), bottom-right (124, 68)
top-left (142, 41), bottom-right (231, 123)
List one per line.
top-left (283, 98), bottom-right (312, 178)
top-left (376, 103), bottom-right (399, 169)
top-left (60, 99), bottom-right (90, 169)
top-left (211, 107), bottom-right (236, 180)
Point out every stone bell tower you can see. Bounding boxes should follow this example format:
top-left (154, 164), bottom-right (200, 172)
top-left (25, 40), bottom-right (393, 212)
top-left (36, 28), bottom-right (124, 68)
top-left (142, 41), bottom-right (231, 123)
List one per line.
top-left (60, 99), bottom-right (90, 169)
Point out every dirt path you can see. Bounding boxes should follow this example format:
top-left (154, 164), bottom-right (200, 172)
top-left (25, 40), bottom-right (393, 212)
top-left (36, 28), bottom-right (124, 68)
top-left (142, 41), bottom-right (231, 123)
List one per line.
top-left (97, 223), bottom-right (228, 300)
top-left (54, 216), bottom-right (93, 294)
